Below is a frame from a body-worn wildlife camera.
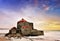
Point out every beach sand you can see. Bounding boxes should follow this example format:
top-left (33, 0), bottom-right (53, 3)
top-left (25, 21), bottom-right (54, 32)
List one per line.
top-left (0, 37), bottom-right (10, 41)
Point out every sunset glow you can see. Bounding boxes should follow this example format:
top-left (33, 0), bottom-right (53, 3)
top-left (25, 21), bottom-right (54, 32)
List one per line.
top-left (0, 0), bottom-right (60, 32)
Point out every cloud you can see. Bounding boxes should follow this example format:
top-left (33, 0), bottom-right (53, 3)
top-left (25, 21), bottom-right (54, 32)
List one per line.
top-left (0, 11), bottom-right (8, 20)
top-left (0, 5), bottom-right (60, 31)
top-left (42, 4), bottom-right (50, 11)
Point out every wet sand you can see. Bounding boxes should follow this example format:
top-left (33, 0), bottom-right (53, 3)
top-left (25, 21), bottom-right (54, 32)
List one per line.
top-left (0, 36), bottom-right (60, 41)
top-left (0, 31), bottom-right (60, 41)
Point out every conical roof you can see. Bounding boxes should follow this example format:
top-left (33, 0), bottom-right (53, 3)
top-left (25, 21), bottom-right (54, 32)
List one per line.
top-left (17, 18), bottom-right (27, 24)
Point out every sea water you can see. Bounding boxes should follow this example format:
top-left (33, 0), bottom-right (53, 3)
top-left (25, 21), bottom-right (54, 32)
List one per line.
top-left (26, 31), bottom-right (60, 41)
top-left (0, 31), bottom-right (60, 41)
top-left (44, 31), bottom-right (60, 40)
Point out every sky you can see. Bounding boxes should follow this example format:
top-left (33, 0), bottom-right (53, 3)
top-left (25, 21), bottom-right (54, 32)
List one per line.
top-left (0, 0), bottom-right (60, 32)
